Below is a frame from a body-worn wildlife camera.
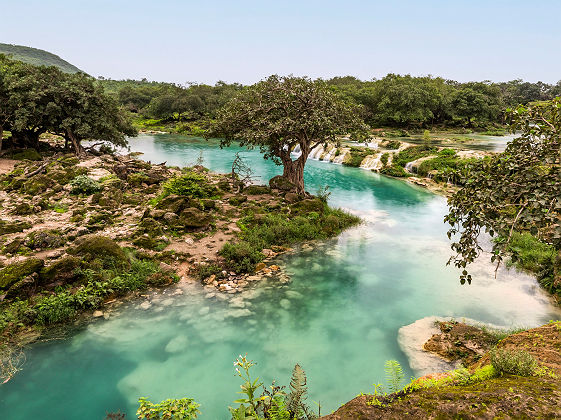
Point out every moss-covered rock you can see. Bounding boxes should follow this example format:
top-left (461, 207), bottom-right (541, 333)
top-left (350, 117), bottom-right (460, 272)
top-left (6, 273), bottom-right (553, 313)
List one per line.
top-left (68, 235), bottom-right (129, 268)
top-left (24, 230), bottom-right (66, 250)
top-left (291, 198), bottom-right (325, 214)
top-left (10, 148), bottom-right (42, 161)
top-left (127, 172), bottom-right (150, 186)
top-left (155, 194), bottom-right (190, 213)
top-left (11, 202), bottom-right (34, 215)
top-left (0, 258), bottom-right (44, 289)
top-left (23, 174), bottom-right (53, 195)
top-left (0, 219), bottom-right (32, 235)
top-left (269, 175), bottom-right (297, 192)
top-left (178, 208), bottom-right (212, 230)
top-left (39, 256), bottom-right (82, 285)
top-left (244, 185), bottom-right (271, 195)
top-left (229, 196), bottom-right (247, 206)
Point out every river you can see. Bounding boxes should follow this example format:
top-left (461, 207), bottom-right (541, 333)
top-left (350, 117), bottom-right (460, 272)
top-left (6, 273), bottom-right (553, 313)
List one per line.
top-left (1, 134), bottom-right (559, 419)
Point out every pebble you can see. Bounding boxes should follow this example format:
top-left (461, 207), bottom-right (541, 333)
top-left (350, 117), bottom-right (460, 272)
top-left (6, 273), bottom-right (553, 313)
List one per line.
top-left (139, 301), bottom-right (151, 310)
top-left (93, 310), bottom-right (104, 318)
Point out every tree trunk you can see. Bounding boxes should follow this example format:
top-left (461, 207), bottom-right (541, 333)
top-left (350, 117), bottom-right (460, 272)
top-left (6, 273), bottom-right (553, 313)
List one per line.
top-left (0, 126), bottom-right (3, 153)
top-left (67, 130), bottom-right (85, 157)
top-left (281, 145), bottom-right (309, 194)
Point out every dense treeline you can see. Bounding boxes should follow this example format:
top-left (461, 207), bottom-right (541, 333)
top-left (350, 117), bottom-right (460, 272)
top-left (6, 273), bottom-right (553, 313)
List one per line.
top-left (101, 74), bottom-right (561, 130)
top-left (0, 55), bottom-right (135, 154)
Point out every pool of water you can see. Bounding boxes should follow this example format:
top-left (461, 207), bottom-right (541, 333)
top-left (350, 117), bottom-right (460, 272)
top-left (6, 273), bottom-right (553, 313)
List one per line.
top-left (397, 133), bottom-right (517, 152)
top-left (2, 134), bottom-right (559, 419)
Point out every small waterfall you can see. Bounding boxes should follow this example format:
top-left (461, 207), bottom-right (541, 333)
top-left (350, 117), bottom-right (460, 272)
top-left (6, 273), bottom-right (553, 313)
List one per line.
top-left (309, 145), bottom-right (325, 160)
top-left (332, 148), bottom-right (349, 164)
top-left (323, 146), bottom-right (337, 162)
top-left (360, 153), bottom-right (383, 171)
top-left (404, 161), bottom-right (415, 174)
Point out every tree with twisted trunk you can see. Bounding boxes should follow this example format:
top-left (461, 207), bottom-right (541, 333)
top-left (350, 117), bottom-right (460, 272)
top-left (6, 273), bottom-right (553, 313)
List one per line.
top-left (210, 75), bottom-right (368, 194)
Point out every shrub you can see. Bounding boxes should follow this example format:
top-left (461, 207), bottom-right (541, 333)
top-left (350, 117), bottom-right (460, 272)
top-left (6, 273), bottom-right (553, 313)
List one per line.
top-left (380, 165), bottom-right (409, 177)
top-left (490, 348), bottom-right (538, 376)
top-left (162, 172), bottom-right (217, 199)
top-left (70, 175), bottom-right (102, 195)
top-left (380, 153), bottom-right (389, 166)
top-left (220, 242), bottom-right (264, 273)
top-left (393, 145), bottom-right (437, 167)
top-left (34, 292), bottom-right (77, 325)
top-left (385, 140), bottom-right (401, 150)
top-left (193, 263), bottom-right (223, 281)
top-left (137, 397), bottom-right (201, 420)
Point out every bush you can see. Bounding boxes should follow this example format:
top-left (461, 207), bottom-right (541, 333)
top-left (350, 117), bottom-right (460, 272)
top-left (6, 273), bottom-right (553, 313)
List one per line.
top-left (393, 145), bottom-right (438, 167)
top-left (193, 263), bottom-right (223, 281)
top-left (137, 397), bottom-right (200, 420)
top-left (70, 175), bottom-right (102, 195)
top-left (490, 348), bottom-right (538, 377)
top-left (162, 172), bottom-right (217, 198)
top-left (34, 292), bottom-right (77, 325)
top-left (380, 165), bottom-right (409, 177)
top-left (220, 242), bottom-right (264, 273)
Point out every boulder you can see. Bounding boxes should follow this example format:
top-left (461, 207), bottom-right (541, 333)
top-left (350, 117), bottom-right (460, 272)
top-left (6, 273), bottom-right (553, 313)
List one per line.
top-left (178, 208), bottom-right (212, 229)
top-left (284, 192), bottom-right (300, 203)
top-left (244, 185), bottom-right (271, 195)
top-left (25, 230), bottom-right (66, 250)
top-left (269, 175), bottom-right (297, 192)
top-left (39, 256), bottom-right (82, 285)
top-left (68, 235), bottom-right (129, 268)
top-left (0, 258), bottom-right (44, 289)
top-left (228, 196), bottom-right (247, 206)
top-left (155, 194), bottom-right (190, 213)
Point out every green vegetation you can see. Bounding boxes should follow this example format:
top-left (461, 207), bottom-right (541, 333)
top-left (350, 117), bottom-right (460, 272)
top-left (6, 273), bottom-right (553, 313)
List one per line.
top-left (162, 172), bottom-right (218, 199)
top-left (490, 349), bottom-right (538, 377)
top-left (137, 397), bottom-right (201, 420)
top-left (0, 237), bottom-right (177, 335)
top-left (343, 147), bottom-right (376, 167)
top-left (210, 75), bottom-right (368, 193)
top-left (0, 43), bottom-right (82, 73)
top-left (0, 54), bottom-right (135, 154)
top-left (220, 202), bottom-right (360, 273)
top-left (69, 175), bottom-right (102, 195)
top-left (446, 98), bottom-right (561, 287)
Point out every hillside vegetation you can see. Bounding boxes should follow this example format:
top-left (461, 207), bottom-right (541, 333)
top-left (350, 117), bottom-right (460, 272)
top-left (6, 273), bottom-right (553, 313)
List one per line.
top-left (0, 43), bottom-right (82, 73)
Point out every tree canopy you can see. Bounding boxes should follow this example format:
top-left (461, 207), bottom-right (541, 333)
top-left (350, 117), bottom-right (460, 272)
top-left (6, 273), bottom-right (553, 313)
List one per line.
top-left (445, 98), bottom-right (561, 285)
top-left (210, 75), bottom-right (368, 193)
top-left (0, 54), bottom-right (135, 154)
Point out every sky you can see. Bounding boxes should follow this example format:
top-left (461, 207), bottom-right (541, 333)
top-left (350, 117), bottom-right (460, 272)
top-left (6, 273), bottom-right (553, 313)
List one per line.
top-left (2, 0), bottom-right (560, 85)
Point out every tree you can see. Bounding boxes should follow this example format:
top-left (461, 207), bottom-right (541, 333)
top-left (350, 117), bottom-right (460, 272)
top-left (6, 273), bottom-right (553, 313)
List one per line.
top-left (445, 98), bottom-right (561, 285)
top-left (0, 55), bottom-right (136, 155)
top-left (210, 75), bottom-right (367, 193)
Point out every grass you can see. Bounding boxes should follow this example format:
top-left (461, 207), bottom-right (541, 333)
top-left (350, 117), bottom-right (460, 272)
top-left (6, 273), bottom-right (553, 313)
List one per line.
top-left (220, 204), bottom-right (360, 273)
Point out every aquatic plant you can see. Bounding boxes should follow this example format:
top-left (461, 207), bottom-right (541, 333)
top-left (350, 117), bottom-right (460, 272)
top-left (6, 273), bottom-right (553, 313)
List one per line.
top-left (137, 397), bottom-right (200, 419)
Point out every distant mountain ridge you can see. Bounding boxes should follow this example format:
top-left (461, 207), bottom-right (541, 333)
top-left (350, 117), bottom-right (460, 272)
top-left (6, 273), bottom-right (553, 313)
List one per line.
top-left (0, 43), bottom-right (83, 73)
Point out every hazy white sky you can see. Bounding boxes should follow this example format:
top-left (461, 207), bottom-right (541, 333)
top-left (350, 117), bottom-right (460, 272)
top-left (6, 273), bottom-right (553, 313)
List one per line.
top-left (2, 0), bottom-right (560, 84)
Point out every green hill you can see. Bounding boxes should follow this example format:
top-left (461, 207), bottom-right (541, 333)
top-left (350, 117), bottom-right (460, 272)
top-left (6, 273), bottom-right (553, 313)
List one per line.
top-left (0, 43), bottom-right (83, 73)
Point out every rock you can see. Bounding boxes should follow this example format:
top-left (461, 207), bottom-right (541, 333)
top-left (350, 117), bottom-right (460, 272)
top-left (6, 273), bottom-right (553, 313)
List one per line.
top-left (0, 219), bottom-right (32, 235)
top-left (39, 256), bottom-right (82, 285)
top-left (165, 335), bottom-right (188, 353)
top-left (93, 310), bottom-right (104, 318)
top-left (0, 258), bottom-right (44, 289)
top-left (139, 301), bottom-right (151, 310)
top-left (185, 237), bottom-right (194, 245)
top-left (284, 192), bottom-right (300, 203)
top-left (163, 212), bottom-right (178, 224)
top-left (255, 262), bottom-right (266, 272)
top-left (178, 208), bottom-right (212, 229)
top-left (155, 194), bottom-right (190, 213)
top-left (269, 175), bottom-right (297, 192)
top-left (24, 229), bottom-right (66, 250)
top-left (228, 196), bottom-right (247, 206)
top-left (244, 185), bottom-right (271, 195)
top-left (68, 235), bottom-right (129, 269)
top-left (280, 299), bottom-right (291, 309)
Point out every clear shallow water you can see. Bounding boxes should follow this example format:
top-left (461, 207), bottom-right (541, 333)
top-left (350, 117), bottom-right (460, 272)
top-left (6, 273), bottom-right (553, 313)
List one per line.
top-left (2, 134), bottom-right (560, 419)
top-left (397, 133), bottom-right (517, 152)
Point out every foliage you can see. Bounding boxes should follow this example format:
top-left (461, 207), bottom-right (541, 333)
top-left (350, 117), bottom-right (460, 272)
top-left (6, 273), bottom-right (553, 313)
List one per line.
top-left (380, 165), bottom-right (409, 178)
top-left (315, 185), bottom-right (331, 203)
top-left (162, 172), bottom-right (217, 199)
top-left (137, 397), bottom-right (200, 419)
top-left (229, 354), bottom-right (317, 420)
top-left (393, 145), bottom-right (438, 167)
top-left (0, 54), bottom-right (136, 154)
top-left (69, 175), bottom-right (102, 195)
top-left (490, 349), bottom-right (538, 377)
top-left (384, 360), bottom-right (405, 393)
top-left (445, 98), bottom-right (561, 285)
top-left (220, 208), bottom-right (359, 273)
top-left (210, 75), bottom-right (368, 193)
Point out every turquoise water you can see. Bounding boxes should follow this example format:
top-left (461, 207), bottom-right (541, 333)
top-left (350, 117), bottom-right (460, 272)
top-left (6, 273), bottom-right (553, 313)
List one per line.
top-left (2, 134), bottom-right (560, 419)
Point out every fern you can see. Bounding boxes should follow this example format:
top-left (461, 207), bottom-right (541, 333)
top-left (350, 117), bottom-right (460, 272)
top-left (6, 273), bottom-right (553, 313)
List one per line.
top-left (384, 360), bottom-right (405, 393)
top-left (286, 364), bottom-right (317, 420)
